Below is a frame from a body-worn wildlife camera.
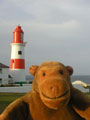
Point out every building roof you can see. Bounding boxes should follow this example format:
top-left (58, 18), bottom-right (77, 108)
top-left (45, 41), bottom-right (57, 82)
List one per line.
top-left (0, 63), bottom-right (9, 68)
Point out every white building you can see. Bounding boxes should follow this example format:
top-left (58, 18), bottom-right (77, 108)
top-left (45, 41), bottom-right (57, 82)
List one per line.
top-left (0, 63), bottom-right (11, 85)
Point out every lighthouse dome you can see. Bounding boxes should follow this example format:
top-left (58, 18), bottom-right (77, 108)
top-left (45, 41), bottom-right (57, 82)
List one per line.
top-left (13, 25), bottom-right (24, 43)
top-left (13, 26), bottom-right (24, 33)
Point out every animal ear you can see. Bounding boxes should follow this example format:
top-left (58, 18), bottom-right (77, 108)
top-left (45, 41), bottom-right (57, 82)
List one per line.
top-left (29, 65), bottom-right (39, 76)
top-left (66, 66), bottom-right (73, 76)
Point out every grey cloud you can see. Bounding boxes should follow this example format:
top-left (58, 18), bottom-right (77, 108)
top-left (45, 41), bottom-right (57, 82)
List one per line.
top-left (0, 0), bottom-right (90, 75)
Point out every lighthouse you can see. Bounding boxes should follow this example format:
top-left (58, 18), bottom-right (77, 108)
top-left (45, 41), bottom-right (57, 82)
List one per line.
top-left (10, 25), bottom-right (26, 84)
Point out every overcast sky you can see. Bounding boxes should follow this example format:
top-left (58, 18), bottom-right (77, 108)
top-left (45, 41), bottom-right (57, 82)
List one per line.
top-left (0, 0), bottom-right (90, 75)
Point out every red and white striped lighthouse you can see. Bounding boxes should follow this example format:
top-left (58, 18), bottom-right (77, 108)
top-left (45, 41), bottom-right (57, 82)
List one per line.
top-left (10, 25), bottom-right (26, 84)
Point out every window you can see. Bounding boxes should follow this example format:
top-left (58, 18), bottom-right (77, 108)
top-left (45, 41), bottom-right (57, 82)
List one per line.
top-left (0, 78), bottom-right (2, 84)
top-left (8, 75), bottom-right (12, 78)
top-left (12, 60), bottom-right (14, 63)
top-left (0, 69), bottom-right (2, 74)
top-left (18, 51), bottom-right (22, 55)
top-left (21, 33), bottom-right (24, 41)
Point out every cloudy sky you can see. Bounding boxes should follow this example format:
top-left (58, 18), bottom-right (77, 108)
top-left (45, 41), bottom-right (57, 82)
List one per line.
top-left (0, 0), bottom-right (90, 75)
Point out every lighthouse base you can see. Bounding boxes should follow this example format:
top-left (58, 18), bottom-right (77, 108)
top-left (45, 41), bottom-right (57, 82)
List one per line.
top-left (10, 69), bottom-right (26, 84)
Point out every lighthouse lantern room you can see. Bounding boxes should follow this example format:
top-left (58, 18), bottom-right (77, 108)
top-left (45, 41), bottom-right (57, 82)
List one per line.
top-left (10, 26), bottom-right (26, 84)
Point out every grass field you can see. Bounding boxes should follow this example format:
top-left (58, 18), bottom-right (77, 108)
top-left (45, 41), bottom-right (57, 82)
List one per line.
top-left (0, 93), bottom-right (25, 114)
top-left (0, 92), bottom-right (90, 114)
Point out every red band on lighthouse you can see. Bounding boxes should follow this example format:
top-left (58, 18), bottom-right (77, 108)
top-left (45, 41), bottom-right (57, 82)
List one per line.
top-left (10, 59), bottom-right (25, 69)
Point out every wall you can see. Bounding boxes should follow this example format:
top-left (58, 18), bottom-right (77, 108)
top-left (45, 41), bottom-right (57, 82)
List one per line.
top-left (0, 68), bottom-right (10, 84)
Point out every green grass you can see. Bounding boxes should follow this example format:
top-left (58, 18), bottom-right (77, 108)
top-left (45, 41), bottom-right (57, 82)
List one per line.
top-left (0, 92), bottom-right (90, 114)
top-left (0, 93), bottom-right (25, 114)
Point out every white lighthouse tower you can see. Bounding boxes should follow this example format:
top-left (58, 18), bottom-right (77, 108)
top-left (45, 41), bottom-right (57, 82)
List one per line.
top-left (10, 25), bottom-right (26, 84)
